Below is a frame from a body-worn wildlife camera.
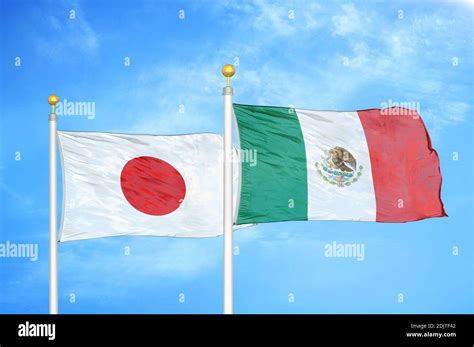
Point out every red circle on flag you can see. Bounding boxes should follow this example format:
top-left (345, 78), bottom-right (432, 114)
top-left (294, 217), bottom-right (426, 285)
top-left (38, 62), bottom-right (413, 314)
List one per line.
top-left (120, 156), bottom-right (186, 216)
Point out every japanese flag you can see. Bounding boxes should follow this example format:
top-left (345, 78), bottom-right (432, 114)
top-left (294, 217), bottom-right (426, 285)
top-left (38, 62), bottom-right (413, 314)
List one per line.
top-left (57, 131), bottom-right (240, 241)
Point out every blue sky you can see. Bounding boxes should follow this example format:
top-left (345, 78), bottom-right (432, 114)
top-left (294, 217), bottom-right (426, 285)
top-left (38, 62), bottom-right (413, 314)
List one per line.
top-left (0, 0), bottom-right (473, 313)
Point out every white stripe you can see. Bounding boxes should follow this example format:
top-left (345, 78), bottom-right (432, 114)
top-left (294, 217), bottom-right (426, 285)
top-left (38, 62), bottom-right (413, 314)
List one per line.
top-left (295, 109), bottom-right (376, 221)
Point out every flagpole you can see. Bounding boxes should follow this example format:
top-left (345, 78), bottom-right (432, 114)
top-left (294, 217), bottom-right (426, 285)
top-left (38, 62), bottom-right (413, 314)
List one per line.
top-left (222, 64), bottom-right (235, 314)
top-left (48, 94), bottom-right (59, 314)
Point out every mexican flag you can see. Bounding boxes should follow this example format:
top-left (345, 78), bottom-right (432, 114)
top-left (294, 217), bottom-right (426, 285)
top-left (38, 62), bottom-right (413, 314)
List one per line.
top-left (233, 104), bottom-right (446, 225)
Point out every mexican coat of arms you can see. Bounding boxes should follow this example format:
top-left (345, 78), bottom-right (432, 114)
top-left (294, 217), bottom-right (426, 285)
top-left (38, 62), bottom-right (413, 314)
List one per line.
top-left (315, 146), bottom-right (363, 187)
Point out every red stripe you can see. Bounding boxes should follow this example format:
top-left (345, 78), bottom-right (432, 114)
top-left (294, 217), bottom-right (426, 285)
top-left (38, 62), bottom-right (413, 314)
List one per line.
top-left (358, 108), bottom-right (447, 222)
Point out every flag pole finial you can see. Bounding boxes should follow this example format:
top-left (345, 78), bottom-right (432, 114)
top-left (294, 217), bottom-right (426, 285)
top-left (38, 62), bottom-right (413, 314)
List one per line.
top-left (222, 64), bottom-right (235, 87)
top-left (48, 94), bottom-right (60, 114)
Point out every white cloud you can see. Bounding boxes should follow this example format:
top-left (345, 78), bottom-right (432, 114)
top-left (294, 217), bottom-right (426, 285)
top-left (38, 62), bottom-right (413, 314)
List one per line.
top-left (126, 1), bottom-right (471, 139)
top-left (422, 101), bottom-right (471, 140)
top-left (215, 0), bottom-right (322, 37)
top-left (121, 63), bottom-right (223, 135)
top-left (328, 4), bottom-right (471, 135)
top-left (445, 101), bottom-right (469, 122)
top-left (332, 3), bottom-right (372, 37)
top-left (35, 1), bottom-right (99, 61)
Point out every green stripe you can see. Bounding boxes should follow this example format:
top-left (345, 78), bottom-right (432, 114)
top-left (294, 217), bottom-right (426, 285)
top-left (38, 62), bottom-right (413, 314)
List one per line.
top-left (234, 104), bottom-right (308, 224)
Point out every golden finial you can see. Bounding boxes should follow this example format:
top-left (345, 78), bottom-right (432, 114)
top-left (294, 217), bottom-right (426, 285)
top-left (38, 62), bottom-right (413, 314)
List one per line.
top-left (222, 64), bottom-right (235, 87)
top-left (48, 94), bottom-right (60, 114)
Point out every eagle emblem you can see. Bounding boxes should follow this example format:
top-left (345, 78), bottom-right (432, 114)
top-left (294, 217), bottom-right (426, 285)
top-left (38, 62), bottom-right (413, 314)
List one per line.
top-left (315, 146), bottom-right (363, 187)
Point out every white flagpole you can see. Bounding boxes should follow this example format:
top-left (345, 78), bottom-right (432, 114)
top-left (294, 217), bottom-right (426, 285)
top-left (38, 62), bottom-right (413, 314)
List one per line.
top-left (48, 94), bottom-right (59, 314)
top-left (222, 64), bottom-right (235, 314)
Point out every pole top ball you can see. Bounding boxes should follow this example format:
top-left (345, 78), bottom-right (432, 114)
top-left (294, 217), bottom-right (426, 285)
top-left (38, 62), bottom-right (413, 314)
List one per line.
top-left (222, 64), bottom-right (235, 78)
top-left (48, 94), bottom-right (60, 106)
